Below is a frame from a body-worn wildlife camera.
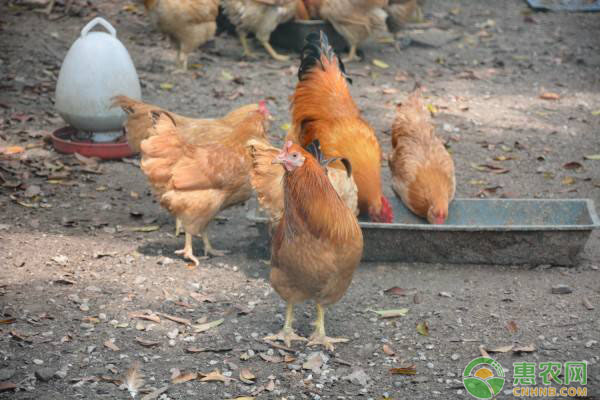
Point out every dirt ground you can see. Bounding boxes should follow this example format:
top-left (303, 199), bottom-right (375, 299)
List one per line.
top-left (1, 0), bottom-right (600, 399)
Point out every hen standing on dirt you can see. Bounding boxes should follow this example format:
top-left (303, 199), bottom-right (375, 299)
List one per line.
top-left (265, 141), bottom-right (363, 351)
top-left (142, 0), bottom-right (219, 71)
top-left (221, 0), bottom-right (296, 61)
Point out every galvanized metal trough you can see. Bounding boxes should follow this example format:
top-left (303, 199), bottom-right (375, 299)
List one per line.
top-left (247, 198), bottom-right (600, 266)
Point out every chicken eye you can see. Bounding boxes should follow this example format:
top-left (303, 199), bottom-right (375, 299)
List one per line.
top-left (292, 153), bottom-right (298, 158)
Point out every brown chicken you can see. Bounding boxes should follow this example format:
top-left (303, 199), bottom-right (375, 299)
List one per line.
top-left (113, 96), bottom-right (260, 153)
top-left (114, 96), bottom-right (261, 235)
top-left (139, 105), bottom-right (270, 265)
top-left (295, 0), bottom-right (323, 19)
top-left (385, 0), bottom-right (424, 34)
top-left (247, 138), bottom-right (358, 227)
top-left (264, 140), bottom-right (363, 350)
top-left (388, 88), bottom-right (455, 224)
top-left (143, 0), bottom-right (219, 70)
top-left (288, 32), bottom-right (393, 223)
top-left (222, 0), bottom-right (296, 61)
top-left (319, 0), bottom-right (389, 62)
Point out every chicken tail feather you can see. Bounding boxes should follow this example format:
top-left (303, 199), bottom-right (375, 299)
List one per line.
top-left (298, 31), bottom-right (351, 84)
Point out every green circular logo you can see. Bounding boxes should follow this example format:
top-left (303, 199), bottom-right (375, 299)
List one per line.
top-left (462, 357), bottom-right (505, 399)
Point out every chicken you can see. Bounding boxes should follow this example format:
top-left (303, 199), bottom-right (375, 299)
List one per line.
top-left (264, 140), bottom-right (363, 350)
top-left (221, 0), bottom-right (296, 61)
top-left (113, 96), bottom-right (260, 153)
top-left (142, 0), bottom-right (219, 70)
top-left (296, 0), bottom-right (323, 19)
top-left (319, 0), bottom-right (390, 62)
top-left (139, 105), bottom-right (270, 265)
top-left (247, 138), bottom-right (358, 228)
top-left (113, 96), bottom-right (261, 236)
top-left (385, 0), bottom-right (424, 34)
top-left (39, 0), bottom-right (73, 15)
top-left (388, 88), bottom-right (455, 224)
top-left (288, 31), bottom-right (393, 223)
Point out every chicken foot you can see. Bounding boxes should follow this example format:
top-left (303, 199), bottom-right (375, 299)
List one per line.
top-left (259, 40), bottom-right (290, 62)
top-left (264, 303), bottom-right (307, 347)
top-left (342, 45), bottom-right (360, 63)
top-left (239, 34), bottom-right (257, 59)
top-left (175, 232), bottom-right (200, 266)
top-left (342, 45), bottom-right (360, 62)
top-left (201, 231), bottom-right (229, 257)
top-left (307, 304), bottom-right (348, 351)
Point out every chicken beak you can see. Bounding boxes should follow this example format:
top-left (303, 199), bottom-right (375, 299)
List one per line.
top-left (272, 153), bottom-right (286, 165)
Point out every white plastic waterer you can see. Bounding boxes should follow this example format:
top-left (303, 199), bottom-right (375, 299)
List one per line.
top-left (55, 17), bottom-right (141, 142)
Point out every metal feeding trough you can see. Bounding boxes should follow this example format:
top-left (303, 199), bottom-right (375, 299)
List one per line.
top-left (247, 198), bottom-right (600, 266)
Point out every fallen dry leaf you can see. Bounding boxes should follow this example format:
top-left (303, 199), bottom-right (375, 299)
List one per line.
top-left (369, 308), bottom-right (409, 318)
top-left (0, 146), bottom-right (25, 155)
top-left (540, 92), bottom-right (560, 100)
top-left (259, 353), bottom-right (283, 363)
top-left (192, 318), bottom-right (224, 333)
top-left (416, 321), bottom-right (429, 336)
top-left (582, 297), bottom-right (594, 310)
top-left (372, 59), bottom-right (389, 69)
top-left (382, 344), bottom-right (395, 356)
top-left (562, 176), bottom-right (576, 185)
top-left (383, 287), bottom-right (417, 297)
top-left (584, 154), bottom-right (600, 160)
top-left (129, 312), bottom-right (161, 324)
top-left (135, 337), bottom-right (160, 347)
top-left (140, 385), bottom-right (168, 400)
top-left (486, 344), bottom-right (513, 353)
top-left (199, 370), bottom-right (231, 383)
top-left (0, 318), bottom-right (16, 324)
top-left (390, 364), bottom-right (417, 375)
top-left (172, 372), bottom-right (198, 384)
top-left (505, 320), bottom-right (518, 333)
top-left (126, 225), bottom-right (160, 233)
top-left (0, 382), bottom-right (16, 392)
top-left (513, 344), bottom-right (536, 353)
top-left (239, 368), bottom-right (256, 384)
top-left (157, 312), bottom-right (191, 326)
top-left (563, 161), bottom-right (583, 170)
top-left (104, 339), bottom-right (120, 352)
top-left (479, 345), bottom-right (490, 358)
top-left (265, 379), bottom-right (276, 391)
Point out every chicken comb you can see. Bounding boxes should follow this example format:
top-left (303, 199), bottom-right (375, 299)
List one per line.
top-left (298, 31), bottom-right (352, 84)
top-left (305, 139), bottom-right (352, 178)
top-left (149, 110), bottom-right (177, 127)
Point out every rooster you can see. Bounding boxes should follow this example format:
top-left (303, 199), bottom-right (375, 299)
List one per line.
top-left (264, 140), bottom-right (363, 350)
top-left (139, 105), bottom-right (270, 265)
top-left (288, 31), bottom-right (393, 223)
top-left (388, 88), bottom-right (455, 224)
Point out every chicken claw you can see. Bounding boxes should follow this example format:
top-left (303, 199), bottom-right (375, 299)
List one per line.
top-left (307, 304), bottom-right (349, 352)
top-left (239, 34), bottom-right (258, 59)
top-left (341, 45), bottom-right (360, 63)
top-left (202, 231), bottom-right (229, 257)
top-left (175, 232), bottom-right (200, 266)
top-left (260, 40), bottom-right (289, 62)
top-left (264, 304), bottom-right (306, 347)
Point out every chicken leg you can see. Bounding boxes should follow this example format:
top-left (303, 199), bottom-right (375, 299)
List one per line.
top-left (264, 303), bottom-right (307, 347)
top-left (175, 232), bottom-right (200, 266)
top-left (259, 40), bottom-right (289, 62)
top-left (201, 231), bottom-right (229, 257)
top-left (342, 45), bottom-right (360, 63)
top-left (239, 34), bottom-right (257, 59)
top-left (307, 304), bottom-right (348, 351)
top-left (175, 218), bottom-right (182, 237)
